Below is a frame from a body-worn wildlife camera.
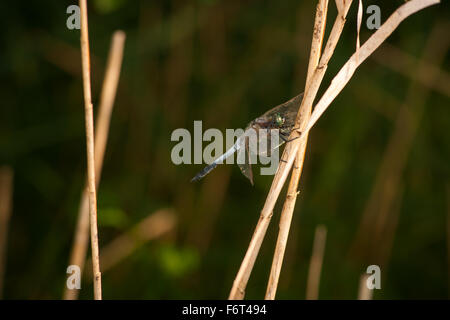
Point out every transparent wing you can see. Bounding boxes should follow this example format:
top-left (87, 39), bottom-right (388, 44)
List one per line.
top-left (236, 93), bottom-right (303, 184)
top-left (237, 136), bottom-right (254, 185)
top-left (256, 92), bottom-right (303, 132)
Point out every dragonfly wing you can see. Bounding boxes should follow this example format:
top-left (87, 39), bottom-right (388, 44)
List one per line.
top-left (237, 136), bottom-right (254, 185)
top-left (255, 93), bottom-right (303, 157)
top-left (238, 162), bottom-right (253, 185)
top-left (255, 128), bottom-right (286, 158)
top-left (258, 92), bottom-right (303, 130)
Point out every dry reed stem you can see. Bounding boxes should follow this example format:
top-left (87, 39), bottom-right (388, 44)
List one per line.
top-left (447, 185), bottom-right (450, 298)
top-left (79, 0), bottom-right (101, 300)
top-left (372, 43), bottom-right (450, 98)
top-left (356, 0), bottom-right (362, 64)
top-left (265, 0), bottom-right (328, 300)
top-left (350, 21), bottom-right (448, 263)
top-left (229, 0), bottom-right (353, 300)
top-left (377, 185), bottom-right (403, 269)
top-left (305, 225), bottom-right (327, 300)
top-left (273, 6), bottom-right (321, 287)
top-left (370, 26), bottom-right (448, 259)
top-left (0, 167), bottom-right (13, 299)
top-left (358, 274), bottom-right (373, 300)
top-left (64, 30), bottom-right (126, 300)
top-left (305, 0), bottom-right (329, 86)
top-left (229, 0), bottom-right (438, 300)
top-left (86, 209), bottom-right (177, 275)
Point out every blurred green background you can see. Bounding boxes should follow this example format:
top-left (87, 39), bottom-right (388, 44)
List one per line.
top-left (0, 0), bottom-right (449, 299)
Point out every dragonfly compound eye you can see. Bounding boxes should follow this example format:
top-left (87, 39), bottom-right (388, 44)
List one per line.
top-left (275, 113), bottom-right (285, 127)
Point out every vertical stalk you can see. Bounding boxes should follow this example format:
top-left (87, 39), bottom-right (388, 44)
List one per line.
top-left (79, 0), bottom-right (101, 300)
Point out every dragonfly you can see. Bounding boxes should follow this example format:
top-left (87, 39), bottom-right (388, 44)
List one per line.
top-left (191, 92), bottom-right (303, 185)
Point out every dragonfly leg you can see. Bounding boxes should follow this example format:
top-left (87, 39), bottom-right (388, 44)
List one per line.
top-left (284, 126), bottom-right (302, 134)
top-left (279, 133), bottom-right (289, 142)
top-left (279, 128), bottom-right (302, 143)
top-left (285, 136), bottom-right (300, 143)
top-left (286, 128), bottom-right (303, 143)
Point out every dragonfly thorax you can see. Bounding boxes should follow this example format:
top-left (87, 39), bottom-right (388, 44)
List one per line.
top-left (250, 114), bottom-right (285, 130)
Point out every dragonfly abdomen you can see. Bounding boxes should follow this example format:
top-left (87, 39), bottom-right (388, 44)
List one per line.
top-left (190, 162), bottom-right (218, 182)
top-left (191, 141), bottom-right (240, 182)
